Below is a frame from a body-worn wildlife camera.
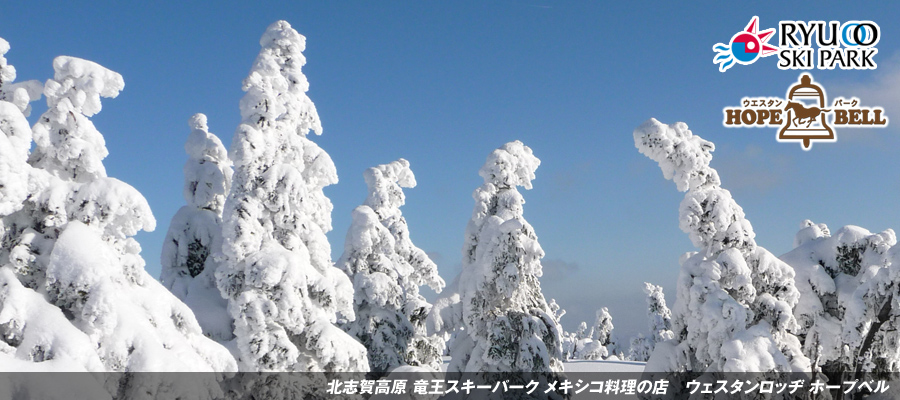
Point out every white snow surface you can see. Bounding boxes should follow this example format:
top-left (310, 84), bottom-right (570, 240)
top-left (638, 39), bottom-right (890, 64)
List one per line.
top-left (47, 221), bottom-right (236, 371)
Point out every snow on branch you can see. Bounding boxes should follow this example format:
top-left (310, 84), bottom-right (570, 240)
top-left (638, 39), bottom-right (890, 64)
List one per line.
top-left (478, 140), bottom-right (540, 190)
top-left (0, 38), bottom-right (41, 116)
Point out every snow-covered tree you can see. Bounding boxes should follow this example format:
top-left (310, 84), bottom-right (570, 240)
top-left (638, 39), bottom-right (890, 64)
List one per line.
top-left (630, 283), bottom-right (674, 361)
top-left (573, 338), bottom-right (607, 361)
top-left (782, 220), bottom-right (898, 380)
top-left (0, 40), bottom-right (35, 224)
top-left (564, 319), bottom-right (605, 361)
top-left (851, 239), bottom-right (900, 377)
top-left (629, 335), bottom-right (651, 362)
top-left (160, 113), bottom-right (233, 340)
top-left (444, 140), bottom-right (565, 376)
top-left (575, 321), bottom-right (591, 341)
top-left (0, 38), bottom-right (41, 117)
top-left (547, 299), bottom-right (578, 361)
top-left (644, 283), bottom-right (674, 343)
top-left (635, 118), bottom-right (809, 373)
top-left (548, 298), bottom-right (565, 323)
top-left (0, 46), bottom-right (236, 398)
top-left (338, 159), bottom-right (445, 374)
top-left (215, 20), bottom-right (367, 373)
top-left (593, 307), bottom-right (619, 359)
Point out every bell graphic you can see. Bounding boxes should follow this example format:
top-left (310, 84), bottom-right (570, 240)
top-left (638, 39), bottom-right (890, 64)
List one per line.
top-left (778, 74), bottom-right (835, 149)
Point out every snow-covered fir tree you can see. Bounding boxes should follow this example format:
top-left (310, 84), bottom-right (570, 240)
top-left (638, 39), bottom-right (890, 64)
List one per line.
top-left (588, 307), bottom-right (617, 360)
top-left (548, 298), bottom-right (565, 322)
top-left (548, 299), bottom-right (577, 361)
top-left (0, 43), bottom-right (236, 398)
top-left (635, 118), bottom-right (809, 373)
top-left (442, 140), bottom-right (565, 376)
top-left (338, 159), bottom-right (446, 374)
top-left (781, 220), bottom-right (899, 379)
top-left (0, 39), bottom-right (35, 222)
top-left (215, 20), bottom-right (367, 373)
top-left (643, 283), bottom-right (674, 343)
top-left (566, 317), bottom-right (605, 361)
top-left (629, 283), bottom-right (674, 362)
top-left (852, 239), bottom-right (900, 377)
top-left (560, 331), bottom-right (577, 361)
top-left (160, 113), bottom-right (234, 340)
top-left (575, 321), bottom-right (591, 341)
top-left (0, 38), bottom-right (41, 117)
top-left (593, 307), bottom-right (615, 350)
top-left (573, 339), bottom-right (606, 361)
top-left (629, 334), bottom-right (650, 362)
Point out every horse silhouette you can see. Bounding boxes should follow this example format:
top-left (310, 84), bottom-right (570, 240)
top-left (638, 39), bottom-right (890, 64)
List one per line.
top-left (784, 101), bottom-right (830, 128)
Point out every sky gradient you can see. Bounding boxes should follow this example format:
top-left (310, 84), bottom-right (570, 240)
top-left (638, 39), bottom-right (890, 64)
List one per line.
top-left (2, 1), bottom-right (899, 340)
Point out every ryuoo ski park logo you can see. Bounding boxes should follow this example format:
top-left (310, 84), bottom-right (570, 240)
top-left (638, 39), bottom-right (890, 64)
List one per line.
top-left (713, 16), bottom-right (778, 72)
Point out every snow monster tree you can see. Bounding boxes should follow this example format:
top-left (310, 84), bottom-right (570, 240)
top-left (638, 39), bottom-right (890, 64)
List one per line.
top-left (0, 39), bottom-right (236, 399)
top-left (634, 119), bottom-right (809, 375)
top-left (629, 283), bottom-right (674, 362)
top-left (783, 219), bottom-right (900, 383)
top-left (445, 140), bottom-right (565, 393)
top-left (215, 20), bottom-right (368, 374)
top-left (161, 113), bottom-right (234, 341)
top-left (339, 159), bottom-right (446, 375)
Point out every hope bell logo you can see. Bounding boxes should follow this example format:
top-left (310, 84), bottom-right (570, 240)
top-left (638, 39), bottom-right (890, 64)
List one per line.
top-left (723, 73), bottom-right (888, 150)
top-left (713, 16), bottom-right (778, 72)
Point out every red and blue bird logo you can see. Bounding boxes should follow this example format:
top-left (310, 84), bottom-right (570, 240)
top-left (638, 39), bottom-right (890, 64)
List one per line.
top-left (714, 16), bottom-right (778, 72)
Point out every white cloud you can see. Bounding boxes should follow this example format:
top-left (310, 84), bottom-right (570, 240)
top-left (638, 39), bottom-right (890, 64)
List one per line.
top-left (826, 53), bottom-right (900, 144)
top-left (714, 144), bottom-right (791, 193)
top-left (540, 258), bottom-right (580, 281)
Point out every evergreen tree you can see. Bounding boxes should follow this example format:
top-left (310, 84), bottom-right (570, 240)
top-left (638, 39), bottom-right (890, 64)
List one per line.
top-left (0, 45), bottom-right (236, 398)
top-left (447, 140), bottom-right (564, 375)
top-left (338, 159), bottom-right (445, 374)
top-left (782, 220), bottom-right (898, 380)
top-left (635, 118), bottom-right (809, 373)
top-left (0, 38), bottom-right (41, 117)
top-left (215, 20), bottom-right (367, 373)
top-left (630, 283), bottom-right (674, 361)
top-left (593, 307), bottom-right (615, 350)
top-left (575, 321), bottom-right (590, 341)
top-left (161, 113), bottom-right (233, 340)
top-left (850, 239), bottom-right (900, 377)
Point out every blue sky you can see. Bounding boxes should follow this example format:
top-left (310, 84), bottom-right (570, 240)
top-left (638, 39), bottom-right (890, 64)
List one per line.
top-left (2, 1), bottom-right (900, 340)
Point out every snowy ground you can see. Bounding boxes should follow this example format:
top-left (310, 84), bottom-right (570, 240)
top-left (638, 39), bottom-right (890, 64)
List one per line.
top-left (439, 357), bottom-right (646, 373)
top-left (562, 360), bottom-right (645, 373)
